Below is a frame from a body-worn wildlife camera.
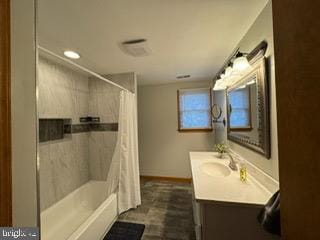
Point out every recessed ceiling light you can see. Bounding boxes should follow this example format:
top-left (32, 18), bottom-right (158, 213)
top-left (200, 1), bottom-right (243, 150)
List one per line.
top-left (176, 75), bottom-right (191, 79)
top-left (64, 50), bottom-right (80, 59)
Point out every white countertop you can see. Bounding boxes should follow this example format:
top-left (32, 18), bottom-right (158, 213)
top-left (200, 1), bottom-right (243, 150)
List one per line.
top-left (190, 152), bottom-right (272, 206)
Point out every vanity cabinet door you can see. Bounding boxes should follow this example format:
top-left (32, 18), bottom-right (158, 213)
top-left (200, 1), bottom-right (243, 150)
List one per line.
top-left (201, 203), bottom-right (279, 240)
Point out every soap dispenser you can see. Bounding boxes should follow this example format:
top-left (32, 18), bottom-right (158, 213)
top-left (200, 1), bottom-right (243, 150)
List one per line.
top-left (239, 159), bottom-right (247, 182)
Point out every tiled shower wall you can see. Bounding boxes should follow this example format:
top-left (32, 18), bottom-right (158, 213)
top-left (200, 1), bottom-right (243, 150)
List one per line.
top-left (38, 57), bottom-right (90, 210)
top-left (88, 72), bottom-right (136, 180)
top-left (38, 56), bottom-right (136, 210)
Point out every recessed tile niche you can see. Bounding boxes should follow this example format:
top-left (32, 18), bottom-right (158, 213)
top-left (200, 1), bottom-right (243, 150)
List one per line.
top-left (39, 118), bottom-right (119, 143)
top-left (39, 119), bottom-right (72, 143)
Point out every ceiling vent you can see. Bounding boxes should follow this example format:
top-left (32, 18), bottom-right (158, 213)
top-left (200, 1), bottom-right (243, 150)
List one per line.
top-left (121, 39), bottom-right (151, 57)
top-left (176, 74), bottom-right (191, 79)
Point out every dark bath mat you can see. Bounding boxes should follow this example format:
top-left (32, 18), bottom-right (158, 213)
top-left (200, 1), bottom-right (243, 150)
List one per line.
top-left (104, 221), bottom-right (145, 240)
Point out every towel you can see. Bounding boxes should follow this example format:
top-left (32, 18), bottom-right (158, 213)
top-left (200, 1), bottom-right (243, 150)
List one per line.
top-left (257, 190), bottom-right (281, 236)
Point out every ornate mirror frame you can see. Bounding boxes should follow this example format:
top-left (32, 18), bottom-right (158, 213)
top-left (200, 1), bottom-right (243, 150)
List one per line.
top-left (227, 56), bottom-right (270, 158)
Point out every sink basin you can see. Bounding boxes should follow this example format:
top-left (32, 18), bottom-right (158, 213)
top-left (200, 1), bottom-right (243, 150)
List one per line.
top-left (200, 162), bottom-right (231, 177)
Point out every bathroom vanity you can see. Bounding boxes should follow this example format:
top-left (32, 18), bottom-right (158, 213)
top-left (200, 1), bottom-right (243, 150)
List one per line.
top-left (190, 152), bottom-right (279, 240)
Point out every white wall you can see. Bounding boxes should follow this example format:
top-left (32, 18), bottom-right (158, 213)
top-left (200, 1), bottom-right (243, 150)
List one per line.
top-left (11, 0), bottom-right (38, 226)
top-left (219, 1), bottom-right (279, 180)
top-left (138, 80), bottom-right (214, 178)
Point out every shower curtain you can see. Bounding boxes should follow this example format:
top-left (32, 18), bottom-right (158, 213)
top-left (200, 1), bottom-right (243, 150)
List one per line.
top-left (106, 90), bottom-right (141, 214)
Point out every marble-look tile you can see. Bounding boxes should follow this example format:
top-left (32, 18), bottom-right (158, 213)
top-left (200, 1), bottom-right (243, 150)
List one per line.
top-left (89, 132), bottom-right (118, 180)
top-left (89, 78), bottom-right (120, 123)
top-left (38, 57), bottom-right (89, 124)
top-left (39, 134), bottom-right (90, 211)
top-left (88, 72), bottom-right (135, 124)
top-left (38, 57), bottom-right (91, 211)
top-left (104, 72), bottom-right (136, 93)
top-left (87, 72), bottom-right (135, 181)
top-left (38, 58), bottom-right (136, 212)
top-left (74, 133), bottom-right (90, 185)
top-left (39, 143), bottom-right (56, 210)
top-left (50, 139), bottom-right (77, 203)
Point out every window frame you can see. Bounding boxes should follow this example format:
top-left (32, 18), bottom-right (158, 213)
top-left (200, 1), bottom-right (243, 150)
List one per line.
top-left (177, 88), bottom-right (213, 132)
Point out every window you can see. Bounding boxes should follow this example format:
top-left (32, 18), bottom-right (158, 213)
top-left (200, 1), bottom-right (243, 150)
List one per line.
top-left (229, 86), bottom-right (252, 130)
top-left (177, 88), bottom-right (212, 131)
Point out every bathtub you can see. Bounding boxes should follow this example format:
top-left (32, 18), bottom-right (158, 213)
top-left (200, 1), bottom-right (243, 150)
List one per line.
top-left (41, 181), bottom-right (118, 240)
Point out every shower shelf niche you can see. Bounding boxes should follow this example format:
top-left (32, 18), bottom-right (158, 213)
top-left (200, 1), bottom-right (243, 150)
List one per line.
top-left (39, 118), bottom-right (72, 143)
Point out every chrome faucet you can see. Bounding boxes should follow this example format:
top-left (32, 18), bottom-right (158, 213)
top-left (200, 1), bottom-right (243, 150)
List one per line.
top-left (227, 153), bottom-right (238, 171)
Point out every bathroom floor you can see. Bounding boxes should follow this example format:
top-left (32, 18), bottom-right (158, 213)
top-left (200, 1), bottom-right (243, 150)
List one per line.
top-left (118, 179), bottom-right (195, 240)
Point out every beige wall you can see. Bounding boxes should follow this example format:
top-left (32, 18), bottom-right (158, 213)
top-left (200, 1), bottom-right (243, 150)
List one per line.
top-left (225, 1), bottom-right (279, 180)
top-left (11, 0), bottom-right (38, 226)
top-left (138, 80), bottom-right (214, 178)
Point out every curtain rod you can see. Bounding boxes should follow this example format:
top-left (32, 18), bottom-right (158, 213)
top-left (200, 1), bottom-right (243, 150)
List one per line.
top-left (38, 46), bottom-right (129, 92)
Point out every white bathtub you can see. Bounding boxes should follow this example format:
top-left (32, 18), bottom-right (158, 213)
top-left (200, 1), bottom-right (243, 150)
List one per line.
top-left (41, 181), bottom-right (118, 240)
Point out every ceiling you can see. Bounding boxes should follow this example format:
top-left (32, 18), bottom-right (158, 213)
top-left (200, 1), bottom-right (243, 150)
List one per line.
top-left (38, 0), bottom-right (268, 85)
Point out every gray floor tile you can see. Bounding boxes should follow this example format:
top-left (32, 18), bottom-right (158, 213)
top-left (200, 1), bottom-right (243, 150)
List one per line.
top-left (119, 179), bottom-right (195, 240)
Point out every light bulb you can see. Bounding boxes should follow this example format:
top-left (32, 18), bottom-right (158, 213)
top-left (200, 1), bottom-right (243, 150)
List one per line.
top-left (233, 56), bottom-right (250, 71)
top-left (213, 79), bottom-right (227, 91)
top-left (64, 50), bottom-right (81, 59)
top-left (225, 66), bottom-right (233, 77)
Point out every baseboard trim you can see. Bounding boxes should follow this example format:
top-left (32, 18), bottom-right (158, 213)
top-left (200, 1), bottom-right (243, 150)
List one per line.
top-left (140, 175), bottom-right (192, 183)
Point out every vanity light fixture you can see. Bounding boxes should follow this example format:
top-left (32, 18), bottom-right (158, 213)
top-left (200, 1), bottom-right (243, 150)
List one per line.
top-left (214, 50), bottom-right (250, 90)
top-left (64, 50), bottom-right (81, 59)
top-left (233, 52), bottom-right (250, 71)
top-left (213, 79), bottom-right (227, 91)
top-left (213, 41), bottom-right (268, 97)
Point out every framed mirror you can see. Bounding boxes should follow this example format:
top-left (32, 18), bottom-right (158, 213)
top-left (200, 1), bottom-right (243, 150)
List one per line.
top-left (227, 57), bottom-right (270, 158)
